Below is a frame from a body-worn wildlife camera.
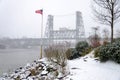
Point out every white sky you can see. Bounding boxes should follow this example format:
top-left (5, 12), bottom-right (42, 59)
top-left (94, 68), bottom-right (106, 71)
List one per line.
top-left (0, 0), bottom-right (119, 38)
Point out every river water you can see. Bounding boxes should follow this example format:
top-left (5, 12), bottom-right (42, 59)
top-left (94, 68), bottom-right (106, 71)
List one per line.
top-left (0, 48), bottom-right (41, 76)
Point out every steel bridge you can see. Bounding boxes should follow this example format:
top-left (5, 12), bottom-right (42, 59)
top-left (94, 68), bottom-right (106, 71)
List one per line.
top-left (43, 11), bottom-right (85, 46)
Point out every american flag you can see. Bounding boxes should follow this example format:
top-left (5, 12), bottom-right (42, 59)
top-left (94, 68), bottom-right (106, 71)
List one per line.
top-left (35, 9), bottom-right (43, 15)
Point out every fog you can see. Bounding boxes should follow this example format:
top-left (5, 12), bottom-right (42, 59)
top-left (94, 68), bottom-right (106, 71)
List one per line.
top-left (0, 0), bottom-right (120, 38)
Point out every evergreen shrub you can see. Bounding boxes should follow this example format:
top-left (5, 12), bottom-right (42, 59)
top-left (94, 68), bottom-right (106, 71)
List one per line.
top-left (99, 39), bottom-right (120, 63)
top-left (65, 48), bottom-right (80, 60)
top-left (75, 41), bottom-right (89, 52)
top-left (65, 41), bottom-right (92, 60)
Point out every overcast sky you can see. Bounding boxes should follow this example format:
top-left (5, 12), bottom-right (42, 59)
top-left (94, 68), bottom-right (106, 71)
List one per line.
top-left (0, 0), bottom-right (119, 38)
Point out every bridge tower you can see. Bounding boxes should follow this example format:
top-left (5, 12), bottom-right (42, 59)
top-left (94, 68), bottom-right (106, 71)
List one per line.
top-left (45, 15), bottom-right (54, 45)
top-left (76, 11), bottom-right (85, 42)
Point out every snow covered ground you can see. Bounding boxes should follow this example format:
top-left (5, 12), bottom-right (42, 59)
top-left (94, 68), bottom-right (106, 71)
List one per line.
top-left (66, 51), bottom-right (120, 80)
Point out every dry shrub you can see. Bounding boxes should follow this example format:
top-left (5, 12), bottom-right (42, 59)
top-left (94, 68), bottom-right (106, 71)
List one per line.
top-left (44, 43), bottom-right (67, 64)
top-left (44, 42), bottom-right (70, 75)
top-left (44, 42), bottom-right (69, 66)
top-left (65, 48), bottom-right (73, 59)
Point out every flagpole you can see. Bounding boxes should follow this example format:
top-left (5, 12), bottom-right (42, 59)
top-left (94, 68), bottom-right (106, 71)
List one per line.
top-left (40, 9), bottom-right (43, 59)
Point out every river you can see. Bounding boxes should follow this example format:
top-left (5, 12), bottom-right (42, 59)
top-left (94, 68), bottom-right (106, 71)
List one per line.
top-left (0, 48), bottom-right (41, 76)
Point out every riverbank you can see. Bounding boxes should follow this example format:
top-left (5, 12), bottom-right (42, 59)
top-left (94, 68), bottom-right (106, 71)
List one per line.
top-left (0, 58), bottom-right (69, 80)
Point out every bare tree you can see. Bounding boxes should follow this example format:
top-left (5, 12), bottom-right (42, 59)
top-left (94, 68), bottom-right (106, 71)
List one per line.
top-left (89, 27), bottom-right (101, 48)
top-left (92, 0), bottom-right (120, 42)
top-left (102, 28), bottom-right (110, 44)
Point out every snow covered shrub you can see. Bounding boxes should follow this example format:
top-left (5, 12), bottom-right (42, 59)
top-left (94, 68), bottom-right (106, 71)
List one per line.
top-left (44, 42), bottom-right (69, 77)
top-left (75, 41), bottom-right (92, 56)
top-left (112, 50), bottom-right (120, 63)
top-left (66, 41), bottom-right (91, 60)
top-left (65, 48), bottom-right (80, 60)
top-left (71, 48), bottom-right (81, 59)
top-left (99, 46), bottom-right (110, 62)
top-left (99, 39), bottom-right (120, 63)
top-left (75, 41), bottom-right (89, 52)
top-left (44, 43), bottom-right (67, 66)
top-left (99, 44), bottom-right (116, 62)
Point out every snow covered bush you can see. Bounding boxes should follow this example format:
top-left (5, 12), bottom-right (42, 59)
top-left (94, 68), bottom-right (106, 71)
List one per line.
top-left (112, 50), bottom-right (120, 63)
top-left (75, 41), bottom-right (89, 52)
top-left (65, 48), bottom-right (80, 60)
top-left (65, 41), bottom-right (91, 60)
top-left (99, 46), bottom-right (110, 62)
top-left (66, 41), bottom-right (92, 60)
top-left (44, 43), bottom-right (69, 76)
top-left (75, 41), bottom-right (92, 56)
top-left (44, 43), bottom-right (67, 66)
top-left (99, 39), bottom-right (120, 63)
